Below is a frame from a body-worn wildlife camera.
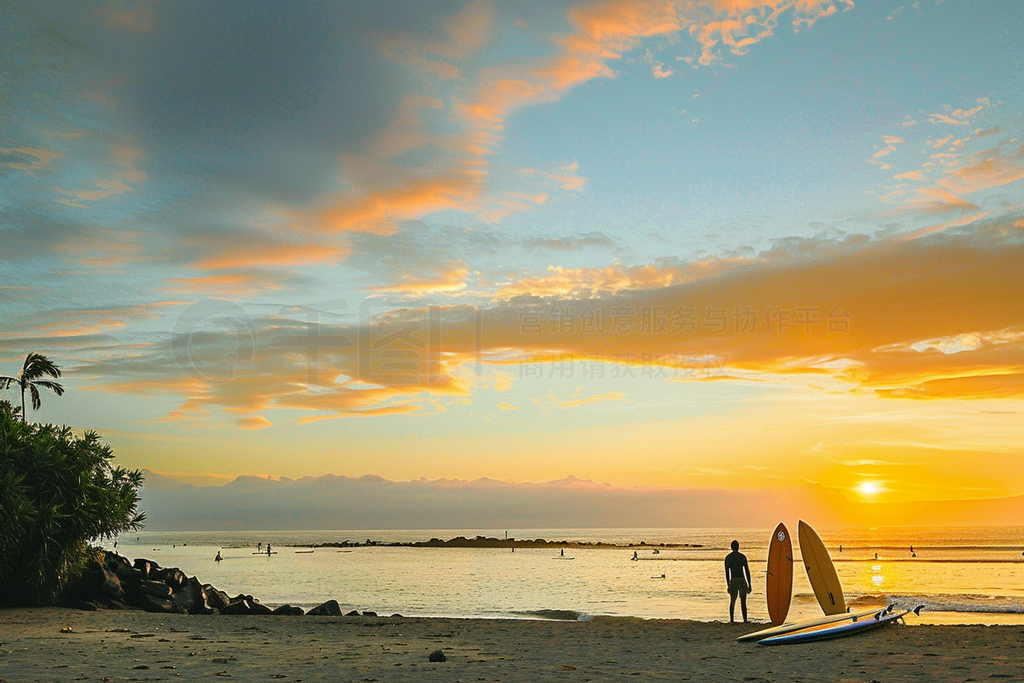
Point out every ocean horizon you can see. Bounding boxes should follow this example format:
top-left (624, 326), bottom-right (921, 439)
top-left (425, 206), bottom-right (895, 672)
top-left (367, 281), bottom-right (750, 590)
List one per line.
top-left (101, 526), bottom-right (1024, 626)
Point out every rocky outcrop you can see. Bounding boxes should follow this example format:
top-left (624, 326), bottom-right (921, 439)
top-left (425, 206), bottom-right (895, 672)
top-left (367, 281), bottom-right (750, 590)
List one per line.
top-left (307, 600), bottom-right (343, 616)
top-left (72, 550), bottom-right (380, 618)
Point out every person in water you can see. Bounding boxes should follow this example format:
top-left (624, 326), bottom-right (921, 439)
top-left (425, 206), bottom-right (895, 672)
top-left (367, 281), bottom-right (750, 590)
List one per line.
top-left (215, 551), bottom-right (222, 562)
top-left (725, 540), bottom-right (752, 623)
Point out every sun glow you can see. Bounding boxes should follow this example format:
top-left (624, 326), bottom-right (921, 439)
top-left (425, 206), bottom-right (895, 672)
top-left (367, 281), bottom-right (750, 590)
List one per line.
top-left (857, 481), bottom-right (882, 496)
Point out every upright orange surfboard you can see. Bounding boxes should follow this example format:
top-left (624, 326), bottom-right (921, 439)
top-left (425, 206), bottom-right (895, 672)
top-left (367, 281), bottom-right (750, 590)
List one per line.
top-left (798, 520), bottom-right (847, 615)
top-left (766, 522), bottom-right (793, 626)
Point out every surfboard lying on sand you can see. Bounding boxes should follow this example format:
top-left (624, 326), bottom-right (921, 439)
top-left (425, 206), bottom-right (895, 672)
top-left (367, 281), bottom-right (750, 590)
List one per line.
top-left (736, 606), bottom-right (888, 642)
top-left (766, 522), bottom-right (793, 626)
top-left (757, 606), bottom-right (922, 646)
top-left (798, 520), bottom-right (846, 615)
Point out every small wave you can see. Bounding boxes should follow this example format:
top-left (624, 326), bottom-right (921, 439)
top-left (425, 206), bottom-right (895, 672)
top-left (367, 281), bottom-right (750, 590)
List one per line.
top-left (516, 609), bottom-right (588, 621)
top-left (888, 594), bottom-right (1024, 614)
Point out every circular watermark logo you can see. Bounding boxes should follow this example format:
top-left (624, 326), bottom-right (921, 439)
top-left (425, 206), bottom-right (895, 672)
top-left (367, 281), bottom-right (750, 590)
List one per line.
top-left (171, 299), bottom-right (256, 382)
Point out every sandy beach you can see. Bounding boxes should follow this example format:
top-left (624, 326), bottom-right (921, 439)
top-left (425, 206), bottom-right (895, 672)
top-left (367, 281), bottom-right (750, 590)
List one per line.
top-left (1, 608), bottom-right (1022, 682)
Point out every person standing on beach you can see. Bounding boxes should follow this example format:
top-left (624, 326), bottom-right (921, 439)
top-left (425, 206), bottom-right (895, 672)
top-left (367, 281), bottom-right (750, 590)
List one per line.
top-left (725, 540), bottom-right (751, 623)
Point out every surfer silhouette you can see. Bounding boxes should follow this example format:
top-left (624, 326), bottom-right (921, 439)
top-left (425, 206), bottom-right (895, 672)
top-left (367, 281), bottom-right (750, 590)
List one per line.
top-left (725, 540), bottom-right (752, 623)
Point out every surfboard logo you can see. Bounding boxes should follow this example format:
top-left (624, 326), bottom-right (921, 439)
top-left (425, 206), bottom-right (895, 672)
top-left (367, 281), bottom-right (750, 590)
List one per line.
top-left (828, 592), bottom-right (836, 606)
top-left (777, 531), bottom-right (786, 542)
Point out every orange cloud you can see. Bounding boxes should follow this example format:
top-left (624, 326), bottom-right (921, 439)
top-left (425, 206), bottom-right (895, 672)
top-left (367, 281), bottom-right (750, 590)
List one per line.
top-left (78, 222), bottom-right (1024, 427)
top-left (906, 187), bottom-right (979, 214)
top-left (161, 273), bottom-right (283, 296)
top-left (938, 145), bottom-right (1024, 194)
top-left (372, 262), bottom-right (471, 295)
top-left (194, 242), bottom-right (350, 270)
top-left (494, 259), bottom-right (743, 299)
top-left (236, 415), bottom-right (272, 430)
top-left (558, 391), bottom-right (626, 408)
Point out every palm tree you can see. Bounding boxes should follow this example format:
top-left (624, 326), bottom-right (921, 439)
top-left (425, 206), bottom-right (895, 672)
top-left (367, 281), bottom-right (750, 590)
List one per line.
top-left (0, 353), bottom-right (65, 423)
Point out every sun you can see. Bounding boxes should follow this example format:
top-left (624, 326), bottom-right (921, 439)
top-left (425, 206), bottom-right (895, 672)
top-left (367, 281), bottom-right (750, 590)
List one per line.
top-left (857, 481), bottom-right (882, 496)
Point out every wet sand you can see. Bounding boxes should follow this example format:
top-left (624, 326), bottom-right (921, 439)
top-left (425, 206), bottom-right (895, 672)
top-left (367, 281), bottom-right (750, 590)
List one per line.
top-left (1, 607), bottom-right (1023, 682)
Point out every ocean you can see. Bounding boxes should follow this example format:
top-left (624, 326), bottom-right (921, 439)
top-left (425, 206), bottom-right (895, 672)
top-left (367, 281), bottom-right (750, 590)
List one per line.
top-left (101, 526), bottom-right (1024, 625)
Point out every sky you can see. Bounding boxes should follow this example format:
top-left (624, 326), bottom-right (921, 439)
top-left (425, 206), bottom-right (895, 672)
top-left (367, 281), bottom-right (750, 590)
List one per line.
top-left (2, 0), bottom-right (1024, 517)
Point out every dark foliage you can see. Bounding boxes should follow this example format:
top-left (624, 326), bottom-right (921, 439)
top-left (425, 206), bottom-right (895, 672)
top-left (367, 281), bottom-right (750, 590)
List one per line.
top-left (0, 401), bottom-right (145, 606)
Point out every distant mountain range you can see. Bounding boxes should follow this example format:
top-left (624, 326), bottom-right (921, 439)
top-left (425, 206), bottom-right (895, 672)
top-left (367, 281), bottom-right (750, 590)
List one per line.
top-left (137, 471), bottom-right (1024, 530)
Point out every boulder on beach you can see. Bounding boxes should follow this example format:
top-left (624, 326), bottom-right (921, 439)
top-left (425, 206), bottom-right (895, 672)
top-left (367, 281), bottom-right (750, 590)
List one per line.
top-left (139, 580), bottom-right (172, 599)
top-left (172, 576), bottom-right (213, 615)
top-left (307, 600), bottom-right (343, 616)
top-left (272, 605), bottom-right (305, 616)
top-left (203, 585), bottom-right (231, 611)
top-left (220, 599), bottom-right (254, 615)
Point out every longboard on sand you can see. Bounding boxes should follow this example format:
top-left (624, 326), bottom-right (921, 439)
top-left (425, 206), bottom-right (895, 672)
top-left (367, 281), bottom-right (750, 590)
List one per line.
top-left (766, 522), bottom-right (793, 626)
top-left (252, 551), bottom-right (278, 555)
top-left (798, 520), bottom-right (846, 615)
top-left (736, 606), bottom-right (886, 642)
top-left (757, 605), bottom-right (922, 646)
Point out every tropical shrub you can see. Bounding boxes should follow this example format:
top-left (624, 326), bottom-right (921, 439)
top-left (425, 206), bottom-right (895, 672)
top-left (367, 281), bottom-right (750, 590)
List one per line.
top-left (0, 401), bottom-right (145, 606)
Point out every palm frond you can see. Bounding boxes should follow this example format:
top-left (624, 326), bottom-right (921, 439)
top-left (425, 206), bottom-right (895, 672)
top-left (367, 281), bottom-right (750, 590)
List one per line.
top-left (22, 353), bottom-right (62, 381)
top-left (31, 380), bottom-right (64, 396)
top-left (29, 384), bottom-right (41, 411)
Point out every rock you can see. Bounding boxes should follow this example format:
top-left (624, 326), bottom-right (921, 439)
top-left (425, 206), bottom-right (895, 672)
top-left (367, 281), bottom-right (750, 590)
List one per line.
top-left (390, 614), bottom-right (403, 618)
top-left (203, 585), bottom-right (231, 611)
top-left (362, 611), bottom-right (377, 617)
top-left (172, 576), bottom-right (212, 615)
top-left (133, 558), bottom-right (159, 577)
top-left (345, 610), bottom-right (360, 617)
top-left (428, 650), bottom-right (446, 662)
top-left (250, 601), bottom-right (273, 615)
top-left (307, 600), bottom-right (343, 616)
top-left (139, 580), bottom-right (172, 598)
top-left (140, 594), bottom-right (177, 613)
top-left (152, 567), bottom-right (187, 590)
top-left (220, 599), bottom-right (253, 615)
top-left (271, 605), bottom-right (305, 616)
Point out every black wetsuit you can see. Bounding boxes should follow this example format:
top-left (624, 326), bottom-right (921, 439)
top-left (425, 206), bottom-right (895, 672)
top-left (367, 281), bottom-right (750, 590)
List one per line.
top-left (725, 550), bottom-right (751, 622)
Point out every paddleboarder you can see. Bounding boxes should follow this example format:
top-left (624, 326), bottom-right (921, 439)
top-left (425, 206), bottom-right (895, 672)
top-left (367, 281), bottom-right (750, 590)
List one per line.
top-left (725, 540), bottom-right (752, 623)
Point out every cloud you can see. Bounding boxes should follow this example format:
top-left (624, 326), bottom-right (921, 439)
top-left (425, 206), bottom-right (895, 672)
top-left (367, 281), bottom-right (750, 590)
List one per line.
top-left (0, 301), bottom-right (185, 340)
top-left (193, 240), bottom-right (350, 271)
top-left (66, 220), bottom-right (1024, 426)
top-left (928, 105), bottom-right (985, 126)
top-left (1, 147), bottom-right (65, 174)
top-left (523, 232), bottom-right (616, 251)
top-left (98, 0), bottom-right (157, 33)
top-left (493, 259), bottom-right (742, 299)
top-left (54, 229), bottom-right (151, 268)
top-left (938, 142), bottom-right (1024, 194)
top-left (557, 391), bottom-right (626, 408)
top-left (236, 415), bottom-right (272, 430)
top-left (373, 0), bottom-right (494, 80)
top-left (893, 170), bottom-right (924, 181)
top-left (540, 160), bottom-right (588, 192)
top-left (161, 273), bottom-right (286, 296)
top-left (906, 187), bottom-right (979, 214)
top-left (652, 64), bottom-right (674, 78)
top-left (51, 141), bottom-right (147, 205)
top-left (370, 262), bottom-right (471, 295)
top-left (495, 263), bottom-right (681, 299)
top-left (498, 402), bottom-right (518, 410)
